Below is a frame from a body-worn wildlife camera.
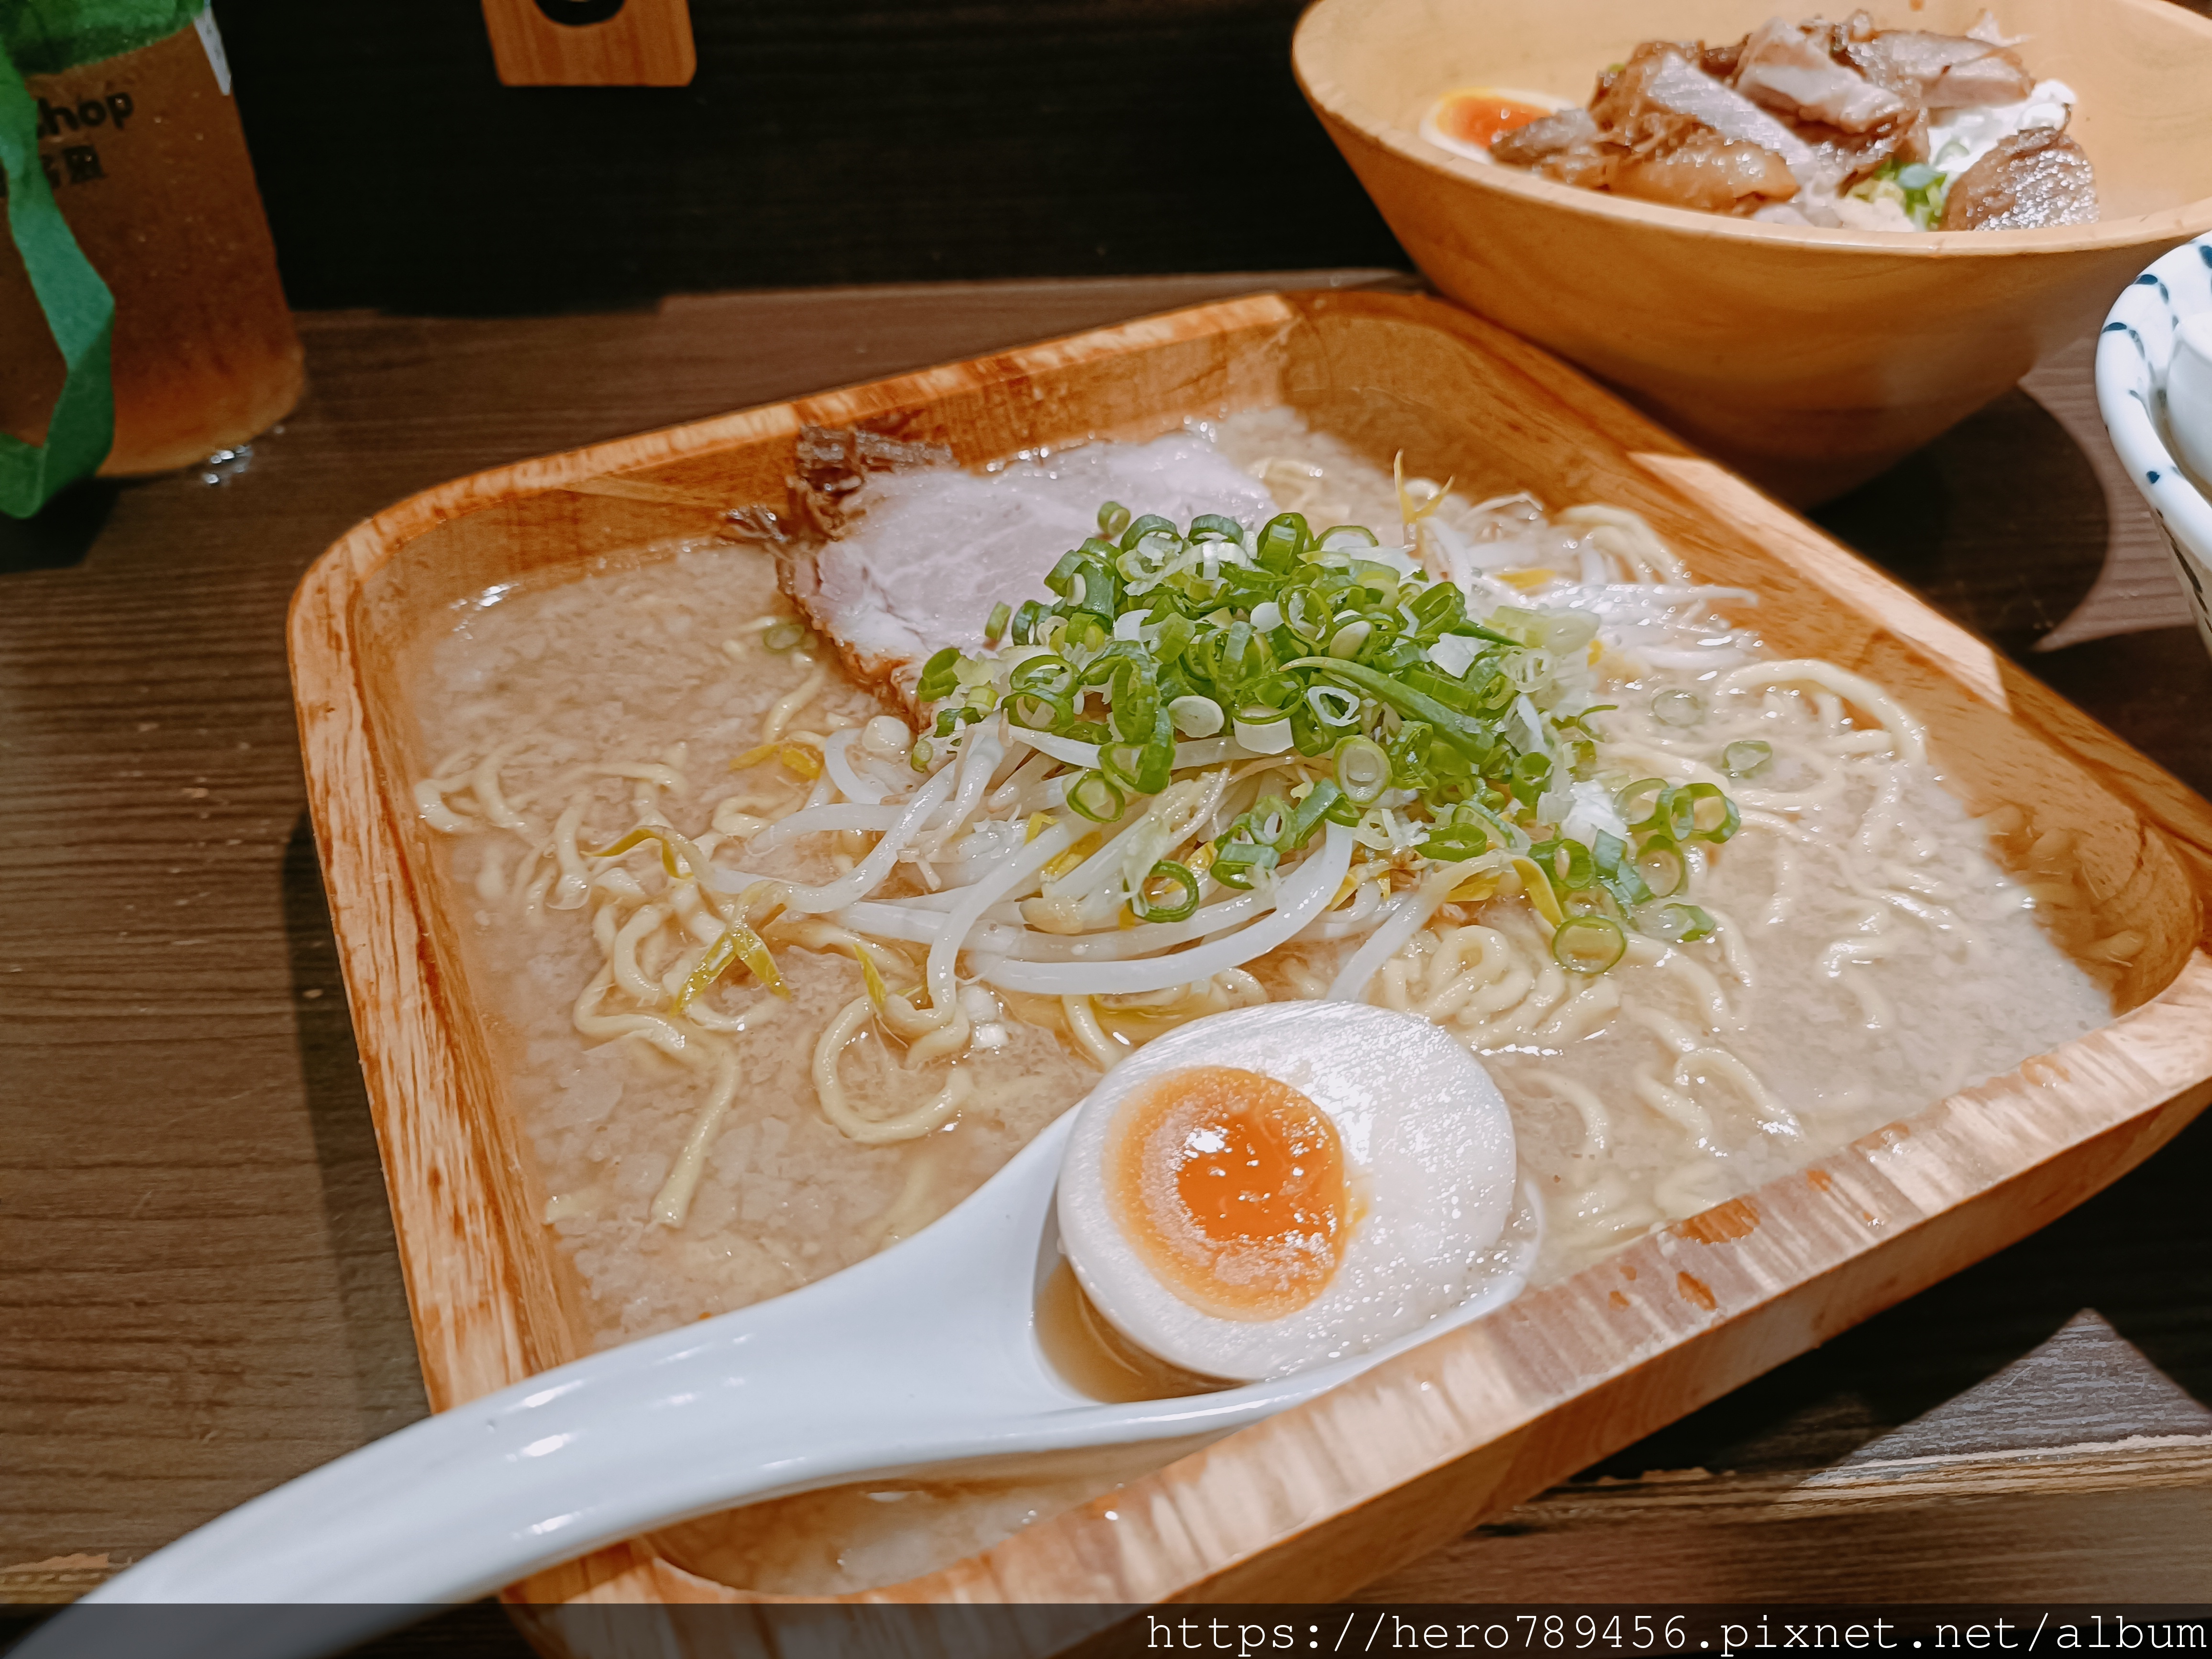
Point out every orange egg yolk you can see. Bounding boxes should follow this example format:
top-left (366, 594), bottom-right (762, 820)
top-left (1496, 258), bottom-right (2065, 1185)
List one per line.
top-left (1105, 1066), bottom-right (1352, 1323)
top-left (1433, 90), bottom-right (1554, 149)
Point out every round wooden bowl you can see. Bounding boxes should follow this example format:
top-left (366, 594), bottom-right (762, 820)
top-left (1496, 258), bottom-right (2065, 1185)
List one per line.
top-left (1293, 0), bottom-right (2212, 504)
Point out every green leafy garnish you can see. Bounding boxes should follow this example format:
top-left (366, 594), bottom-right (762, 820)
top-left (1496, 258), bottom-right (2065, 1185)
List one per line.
top-left (1848, 157), bottom-right (1951, 230)
top-left (901, 506), bottom-right (1741, 971)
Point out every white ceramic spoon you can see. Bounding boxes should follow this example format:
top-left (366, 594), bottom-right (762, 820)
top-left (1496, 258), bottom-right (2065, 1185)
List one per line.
top-left (27, 1012), bottom-right (1534, 1659)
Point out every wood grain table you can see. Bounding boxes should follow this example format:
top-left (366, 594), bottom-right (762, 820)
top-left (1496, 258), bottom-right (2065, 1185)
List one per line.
top-left (2, 273), bottom-right (2207, 1637)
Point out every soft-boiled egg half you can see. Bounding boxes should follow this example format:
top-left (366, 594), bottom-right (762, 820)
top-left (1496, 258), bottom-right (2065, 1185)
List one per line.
top-left (1056, 1002), bottom-right (1520, 1382)
top-left (1418, 86), bottom-right (1572, 165)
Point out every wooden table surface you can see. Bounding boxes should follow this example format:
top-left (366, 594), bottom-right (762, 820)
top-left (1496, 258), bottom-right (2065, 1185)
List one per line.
top-left (3, 273), bottom-right (2208, 1631)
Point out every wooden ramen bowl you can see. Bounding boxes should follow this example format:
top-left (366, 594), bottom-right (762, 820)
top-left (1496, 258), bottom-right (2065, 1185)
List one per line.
top-left (290, 291), bottom-right (2212, 1645)
top-left (1292, 0), bottom-right (2212, 504)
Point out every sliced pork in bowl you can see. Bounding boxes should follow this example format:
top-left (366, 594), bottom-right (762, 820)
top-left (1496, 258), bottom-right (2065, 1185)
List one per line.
top-left (1295, 0), bottom-right (2212, 502)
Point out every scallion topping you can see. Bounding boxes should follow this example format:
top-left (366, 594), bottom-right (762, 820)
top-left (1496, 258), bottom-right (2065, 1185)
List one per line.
top-left (916, 646), bottom-right (962, 702)
top-left (1168, 694), bottom-right (1224, 738)
top-left (1552, 915), bottom-right (1626, 974)
top-left (1641, 901), bottom-right (1716, 943)
top-left (1131, 860), bottom-right (1201, 923)
top-left (1722, 739), bottom-right (1773, 778)
top-left (1616, 777), bottom-right (1669, 826)
top-left (1210, 837), bottom-right (1280, 890)
top-left (1007, 689), bottom-right (1069, 730)
top-left (1675, 781), bottom-right (1740, 843)
top-left (1333, 734), bottom-right (1391, 805)
top-left (899, 502), bottom-right (1745, 973)
top-left (1634, 834), bottom-right (1687, 899)
top-left (1065, 769), bottom-right (1125, 823)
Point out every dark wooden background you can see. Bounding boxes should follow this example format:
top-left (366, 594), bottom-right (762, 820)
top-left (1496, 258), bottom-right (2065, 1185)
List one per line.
top-left (211, 0), bottom-right (1404, 315)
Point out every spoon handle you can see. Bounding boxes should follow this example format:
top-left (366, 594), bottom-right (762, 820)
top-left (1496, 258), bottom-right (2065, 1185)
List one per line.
top-left (36, 1289), bottom-right (1023, 1658)
top-left (22, 1123), bottom-right (1083, 1659)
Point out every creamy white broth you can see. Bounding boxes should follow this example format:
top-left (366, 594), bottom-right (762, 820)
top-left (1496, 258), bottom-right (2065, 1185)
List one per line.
top-left (410, 410), bottom-right (2116, 1590)
top-left (418, 548), bottom-right (1100, 1342)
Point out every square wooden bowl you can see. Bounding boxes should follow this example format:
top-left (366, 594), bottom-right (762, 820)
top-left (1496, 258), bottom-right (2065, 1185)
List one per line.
top-left (288, 290), bottom-right (2212, 1633)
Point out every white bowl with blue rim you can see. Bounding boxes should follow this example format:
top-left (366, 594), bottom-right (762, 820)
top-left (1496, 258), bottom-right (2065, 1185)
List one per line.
top-left (2097, 232), bottom-right (2212, 660)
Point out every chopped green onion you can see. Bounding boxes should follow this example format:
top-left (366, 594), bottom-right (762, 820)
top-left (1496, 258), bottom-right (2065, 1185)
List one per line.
top-left (1333, 734), bottom-right (1392, 805)
top-left (1254, 513), bottom-right (1309, 570)
top-left (1305, 684), bottom-right (1360, 728)
top-left (1623, 780), bottom-right (1736, 843)
top-left (1232, 712), bottom-right (1294, 754)
top-left (1131, 860), bottom-right (1201, 922)
top-left (1423, 816), bottom-right (1492, 860)
top-left (1291, 657), bottom-right (1495, 761)
top-left (762, 619), bottom-right (810, 653)
top-left (1634, 834), bottom-right (1687, 899)
top-left (1675, 781), bottom-right (1740, 843)
top-left (1590, 829), bottom-right (1655, 908)
top-left (1211, 837), bottom-right (1280, 889)
top-left (1240, 671), bottom-right (1302, 715)
top-left (1315, 524), bottom-right (1380, 550)
top-left (1552, 915), bottom-right (1626, 974)
top-left (1283, 780), bottom-right (1352, 849)
top-left (1168, 694), bottom-right (1224, 738)
top-left (1722, 739), bottom-right (1773, 778)
top-left (1006, 689), bottom-right (1069, 731)
top-left (1118, 512), bottom-right (1177, 552)
top-left (1008, 653), bottom-right (1076, 697)
top-left (1281, 586), bottom-right (1334, 642)
top-left (1501, 648), bottom-right (1550, 695)
top-left (1540, 610), bottom-right (1599, 654)
top-left (1101, 709), bottom-right (1175, 794)
top-left (1065, 769), bottom-right (1126, 823)
top-left (1532, 835), bottom-right (1595, 892)
top-left (1152, 612), bottom-right (1195, 667)
top-left (1509, 751), bottom-right (1551, 811)
top-left (916, 647), bottom-right (962, 702)
top-left (930, 503), bottom-right (1753, 943)
top-left (1245, 795), bottom-right (1292, 846)
top-left (1641, 901), bottom-right (1716, 943)
top-left (1651, 787), bottom-right (1696, 841)
top-left (909, 738), bottom-right (933, 772)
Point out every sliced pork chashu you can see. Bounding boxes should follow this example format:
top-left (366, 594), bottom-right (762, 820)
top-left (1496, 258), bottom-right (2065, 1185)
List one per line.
top-left (770, 431), bottom-right (1274, 703)
top-left (1939, 125), bottom-right (2098, 229)
top-left (1734, 18), bottom-right (1913, 133)
top-left (1480, 11), bottom-right (2084, 228)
